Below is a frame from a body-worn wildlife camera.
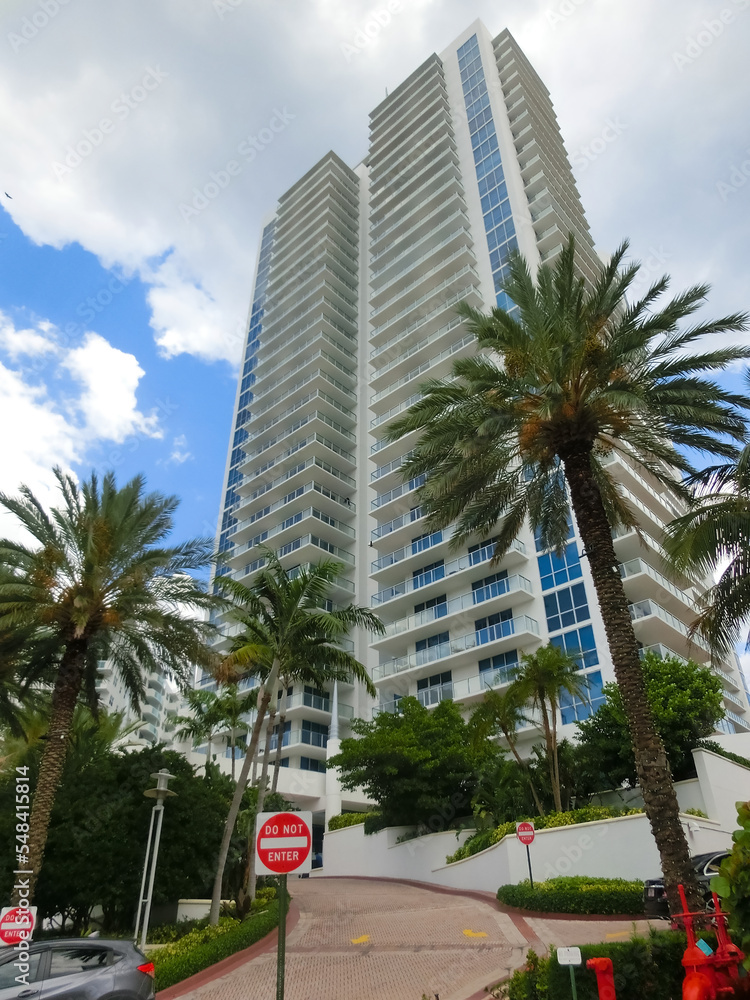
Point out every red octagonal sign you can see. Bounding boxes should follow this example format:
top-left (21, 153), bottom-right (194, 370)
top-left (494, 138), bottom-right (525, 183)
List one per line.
top-left (256, 811), bottom-right (312, 875)
top-left (516, 821), bottom-right (535, 846)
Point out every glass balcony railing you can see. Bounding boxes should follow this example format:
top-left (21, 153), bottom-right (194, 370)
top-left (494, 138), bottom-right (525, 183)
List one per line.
top-left (372, 526), bottom-right (450, 571)
top-left (372, 615), bottom-right (540, 680)
top-left (371, 506), bottom-right (424, 541)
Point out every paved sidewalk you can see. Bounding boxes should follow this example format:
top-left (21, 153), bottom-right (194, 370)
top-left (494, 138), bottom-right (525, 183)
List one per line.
top-left (165, 877), bottom-right (660, 1000)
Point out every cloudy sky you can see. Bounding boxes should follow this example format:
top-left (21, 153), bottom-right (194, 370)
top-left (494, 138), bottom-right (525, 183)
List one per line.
top-left (0, 0), bottom-right (748, 546)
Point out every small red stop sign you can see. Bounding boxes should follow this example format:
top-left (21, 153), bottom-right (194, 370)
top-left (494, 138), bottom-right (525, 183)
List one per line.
top-left (516, 822), bottom-right (535, 846)
top-left (256, 812), bottom-right (312, 874)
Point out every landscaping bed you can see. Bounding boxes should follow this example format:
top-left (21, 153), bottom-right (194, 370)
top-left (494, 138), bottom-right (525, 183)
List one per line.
top-left (501, 931), bottom-right (693, 999)
top-left (497, 875), bottom-right (644, 916)
top-left (152, 902), bottom-right (280, 992)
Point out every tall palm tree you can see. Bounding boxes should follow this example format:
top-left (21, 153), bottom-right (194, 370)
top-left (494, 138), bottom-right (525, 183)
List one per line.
top-left (511, 644), bottom-right (591, 812)
top-left (216, 683), bottom-right (257, 782)
top-left (469, 685), bottom-right (545, 816)
top-left (387, 237), bottom-right (750, 912)
top-left (665, 436), bottom-right (750, 656)
top-left (0, 468), bottom-right (218, 900)
top-left (208, 548), bottom-right (383, 924)
top-left (169, 688), bottom-right (226, 778)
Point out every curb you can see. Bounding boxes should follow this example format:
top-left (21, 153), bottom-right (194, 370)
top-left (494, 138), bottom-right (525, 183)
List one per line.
top-left (155, 901), bottom-right (300, 1000)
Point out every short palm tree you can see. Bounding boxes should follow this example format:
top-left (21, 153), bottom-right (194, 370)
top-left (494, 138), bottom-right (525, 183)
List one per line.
top-left (387, 236), bottom-right (750, 912)
top-left (665, 436), bottom-right (750, 656)
top-left (208, 548), bottom-right (383, 923)
top-left (0, 468), bottom-right (218, 899)
top-left (216, 683), bottom-right (257, 782)
top-left (469, 685), bottom-right (545, 815)
top-left (511, 644), bottom-right (590, 812)
top-left (170, 688), bottom-right (227, 778)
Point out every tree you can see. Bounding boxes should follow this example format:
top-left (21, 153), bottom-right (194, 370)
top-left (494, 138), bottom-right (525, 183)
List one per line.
top-left (511, 644), bottom-right (591, 812)
top-left (386, 236), bottom-right (750, 912)
top-left (216, 683), bottom-right (257, 782)
top-left (208, 548), bottom-right (382, 924)
top-left (328, 696), bottom-right (500, 828)
top-left (665, 435), bottom-right (750, 657)
top-left (169, 688), bottom-right (226, 778)
top-left (0, 468), bottom-right (218, 900)
top-left (576, 651), bottom-right (725, 787)
top-left (468, 685), bottom-right (545, 815)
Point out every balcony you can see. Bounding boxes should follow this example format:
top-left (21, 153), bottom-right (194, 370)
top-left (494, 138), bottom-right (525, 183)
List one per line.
top-left (371, 526), bottom-right (452, 574)
top-left (629, 599), bottom-right (709, 661)
top-left (371, 539), bottom-right (527, 608)
top-left (284, 691), bottom-right (354, 719)
top-left (620, 558), bottom-right (696, 616)
top-left (371, 506), bottom-right (424, 543)
top-left (375, 574), bottom-right (535, 645)
top-left (258, 726), bottom-right (329, 756)
top-left (372, 615), bottom-right (540, 681)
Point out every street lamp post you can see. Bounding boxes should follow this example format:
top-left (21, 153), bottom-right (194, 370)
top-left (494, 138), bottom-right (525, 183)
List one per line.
top-left (134, 769), bottom-right (176, 950)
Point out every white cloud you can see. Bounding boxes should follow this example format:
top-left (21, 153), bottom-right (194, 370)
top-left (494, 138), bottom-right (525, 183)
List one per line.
top-left (168, 434), bottom-right (192, 465)
top-left (63, 332), bottom-right (162, 443)
top-left (0, 0), bottom-right (747, 369)
top-left (0, 313), bottom-right (162, 539)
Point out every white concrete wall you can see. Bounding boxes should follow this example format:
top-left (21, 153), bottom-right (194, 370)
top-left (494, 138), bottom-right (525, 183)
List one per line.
top-left (320, 811), bottom-right (731, 890)
top-left (592, 777), bottom-right (706, 816)
top-left (692, 747), bottom-right (750, 832)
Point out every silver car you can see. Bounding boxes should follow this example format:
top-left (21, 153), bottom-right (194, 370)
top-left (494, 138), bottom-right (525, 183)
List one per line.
top-left (0, 940), bottom-right (155, 1000)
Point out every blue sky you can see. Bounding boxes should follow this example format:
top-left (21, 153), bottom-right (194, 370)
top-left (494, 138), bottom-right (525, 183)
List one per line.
top-left (0, 0), bottom-right (748, 551)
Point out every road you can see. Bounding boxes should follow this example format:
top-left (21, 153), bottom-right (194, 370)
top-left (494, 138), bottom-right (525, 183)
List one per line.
top-left (163, 876), bottom-right (656, 1000)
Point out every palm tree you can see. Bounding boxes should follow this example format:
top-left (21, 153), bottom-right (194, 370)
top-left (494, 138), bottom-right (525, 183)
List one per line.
top-left (0, 468), bottom-right (218, 900)
top-left (169, 688), bottom-right (226, 778)
top-left (665, 436), bottom-right (750, 656)
top-left (469, 685), bottom-right (545, 816)
top-left (216, 683), bottom-right (257, 782)
top-left (510, 644), bottom-right (591, 812)
top-left (208, 547), bottom-right (383, 924)
top-left (386, 236), bottom-right (750, 912)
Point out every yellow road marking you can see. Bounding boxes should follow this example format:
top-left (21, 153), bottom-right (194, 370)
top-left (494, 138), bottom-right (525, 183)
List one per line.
top-left (606, 931), bottom-right (629, 939)
top-left (463, 929), bottom-right (488, 938)
top-left (351, 934), bottom-right (370, 944)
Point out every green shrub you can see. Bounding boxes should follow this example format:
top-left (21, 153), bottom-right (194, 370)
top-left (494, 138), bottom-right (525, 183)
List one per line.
top-left (328, 812), bottom-right (368, 831)
top-left (363, 812), bottom-right (386, 835)
top-left (684, 807), bottom-right (708, 818)
top-left (497, 876), bottom-right (644, 915)
top-left (696, 740), bottom-right (750, 770)
top-left (446, 806), bottom-right (643, 863)
top-left (152, 902), bottom-right (279, 991)
top-left (148, 917), bottom-right (213, 944)
top-left (502, 931), bottom-right (691, 999)
top-left (713, 799), bottom-right (750, 971)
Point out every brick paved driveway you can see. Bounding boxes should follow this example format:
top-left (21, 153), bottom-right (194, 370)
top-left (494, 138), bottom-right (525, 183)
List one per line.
top-left (173, 877), bottom-right (530, 1000)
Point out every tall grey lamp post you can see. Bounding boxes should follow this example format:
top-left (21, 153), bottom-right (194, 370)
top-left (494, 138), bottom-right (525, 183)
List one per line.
top-left (134, 769), bottom-right (176, 950)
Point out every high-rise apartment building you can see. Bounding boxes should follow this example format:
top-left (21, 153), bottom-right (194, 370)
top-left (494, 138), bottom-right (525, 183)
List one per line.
top-left (210, 20), bottom-right (750, 822)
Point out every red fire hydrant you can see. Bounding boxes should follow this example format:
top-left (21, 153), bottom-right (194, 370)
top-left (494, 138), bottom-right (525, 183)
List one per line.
top-left (587, 956), bottom-right (617, 999)
top-left (672, 884), bottom-right (748, 999)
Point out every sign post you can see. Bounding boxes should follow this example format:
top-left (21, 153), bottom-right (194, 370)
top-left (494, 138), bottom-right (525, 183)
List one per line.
top-left (516, 821), bottom-right (535, 889)
top-left (255, 811), bottom-right (313, 1000)
top-left (557, 946), bottom-right (582, 999)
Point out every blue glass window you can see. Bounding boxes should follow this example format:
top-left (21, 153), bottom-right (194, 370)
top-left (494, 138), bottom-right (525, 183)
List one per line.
top-left (412, 560), bottom-right (445, 588)
top-left (474, 608), bottom-right (513, 644)
top-left (300, 756), bottom-right (326, 773)
top-left (537, 542), bottom-right (583, 591)
top-left (414, 593), bottom-right (447, 618)
top-left (550, 625), bottom-right (599, 669)
top-left (560, 671), bottom-right (605, 724)
top-left (544, 583), bottom-right (590, 632)
top-left (478, 649), bottom-right (519, 685)
top-left (302, 719), bottom-right (328, 748)
top-left (472, 569), bottom-right (509, 603)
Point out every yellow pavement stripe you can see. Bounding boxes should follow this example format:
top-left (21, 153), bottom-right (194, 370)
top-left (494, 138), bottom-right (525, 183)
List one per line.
top-left (351, 934), bottom-right (370, 944)
top-left (605, 931), bottom-right (629, 940)
top-left (463, 929), bottom-right (488, 938)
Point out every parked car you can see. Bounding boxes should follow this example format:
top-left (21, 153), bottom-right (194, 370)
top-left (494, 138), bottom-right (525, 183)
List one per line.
top-left (643, 851), bottom-right (730, 918)
top-left (0, 939), bottom-right (155, 1000)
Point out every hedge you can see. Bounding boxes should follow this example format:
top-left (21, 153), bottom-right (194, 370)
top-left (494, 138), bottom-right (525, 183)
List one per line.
top-left (502, 931), bottom-right (701, 999)
top-left (328, 812), bottom-right (368, 831)
top-left (152, 902), bottom-right (279, 991)
top-left (497, 876), bottom-right (644, 915)
top-left (446, 806), bottom-right (643, 864)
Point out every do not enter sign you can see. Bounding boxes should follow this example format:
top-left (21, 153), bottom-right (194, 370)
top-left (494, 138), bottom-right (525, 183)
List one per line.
top-left (0, 907), bottom-right (36, 947)
top-left (256, 811), bottom-right (313, 875)
top-left (516, 821), bottom-right (535, 846)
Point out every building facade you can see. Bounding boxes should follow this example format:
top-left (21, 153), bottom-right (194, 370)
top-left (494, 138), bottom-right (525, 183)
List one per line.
top-left (208, 20), bottom-right (750, 820)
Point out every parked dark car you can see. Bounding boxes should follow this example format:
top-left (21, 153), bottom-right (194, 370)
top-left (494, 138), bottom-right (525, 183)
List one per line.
top-left (0, 939), bottom-right (155, 1000)
top-left (643, 851), bottom-right (730, 918)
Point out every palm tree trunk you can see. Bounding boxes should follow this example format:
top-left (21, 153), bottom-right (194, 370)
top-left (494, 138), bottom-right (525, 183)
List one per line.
top-left (562, 448), bottom-right (702, 912)
top-left (15, 645), bottom-right (85, 903)
top-left (503, 728), bottom-right (545, 816)
top-left (550, 704), bottom-right (562, 812)
top-left (244, 707), bottom-right (276, 902)
top-left (205, 735), bottom-right (212, 778)
top-left (271, 685), bottom-right (288, 795)
top-left (209, 658), bottom-right (279, 925)
top-left (230, 731), bottom-right (236, 782)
